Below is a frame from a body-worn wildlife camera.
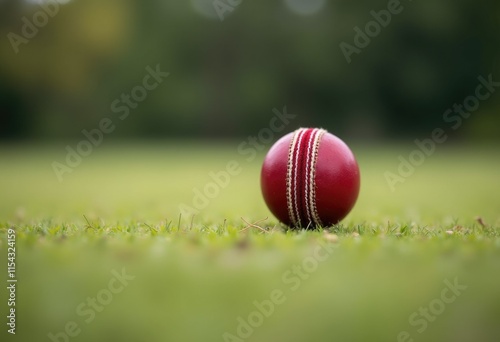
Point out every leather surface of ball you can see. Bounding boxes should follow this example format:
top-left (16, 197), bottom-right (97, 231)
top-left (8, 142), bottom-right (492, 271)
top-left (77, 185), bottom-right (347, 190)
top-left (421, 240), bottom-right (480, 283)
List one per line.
top-left (261, 128), bottom-right (360, 228)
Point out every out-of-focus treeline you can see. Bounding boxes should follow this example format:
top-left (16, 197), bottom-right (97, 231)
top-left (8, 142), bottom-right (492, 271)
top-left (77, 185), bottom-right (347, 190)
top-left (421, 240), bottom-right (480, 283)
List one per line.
top-left (0, 0), bottom-right (499, 141)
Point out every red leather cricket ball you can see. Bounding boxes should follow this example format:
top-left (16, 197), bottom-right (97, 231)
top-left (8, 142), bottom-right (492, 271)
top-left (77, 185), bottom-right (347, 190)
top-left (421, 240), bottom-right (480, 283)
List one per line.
top-left (261, 128), bottom-right (360, 228)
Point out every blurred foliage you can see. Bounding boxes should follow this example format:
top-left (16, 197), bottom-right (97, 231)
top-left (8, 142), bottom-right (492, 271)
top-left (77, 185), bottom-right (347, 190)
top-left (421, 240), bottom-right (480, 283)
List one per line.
top-left (0, 0), bottom-right (499, 141)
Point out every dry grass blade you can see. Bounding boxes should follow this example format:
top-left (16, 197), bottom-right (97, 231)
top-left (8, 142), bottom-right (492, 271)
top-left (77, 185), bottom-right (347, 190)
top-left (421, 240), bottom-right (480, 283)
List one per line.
top-left (240, 217), bottom-right (269, 233)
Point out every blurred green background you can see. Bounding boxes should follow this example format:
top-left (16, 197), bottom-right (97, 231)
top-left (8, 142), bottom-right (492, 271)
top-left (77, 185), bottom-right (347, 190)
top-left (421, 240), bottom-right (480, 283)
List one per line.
top-left (0, 0), bottom-right (499, 142)
top-left (1, 2), bottom-right (500, 342)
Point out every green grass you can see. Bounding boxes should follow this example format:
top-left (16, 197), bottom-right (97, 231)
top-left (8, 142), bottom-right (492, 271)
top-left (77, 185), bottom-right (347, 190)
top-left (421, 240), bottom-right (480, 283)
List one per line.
top-left (1, 143), bottom-right (500, 342)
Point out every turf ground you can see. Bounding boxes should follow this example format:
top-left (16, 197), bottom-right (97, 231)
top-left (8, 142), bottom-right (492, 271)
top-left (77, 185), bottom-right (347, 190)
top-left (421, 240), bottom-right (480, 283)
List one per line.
top-left (1, 143), bottom-right (499, 342)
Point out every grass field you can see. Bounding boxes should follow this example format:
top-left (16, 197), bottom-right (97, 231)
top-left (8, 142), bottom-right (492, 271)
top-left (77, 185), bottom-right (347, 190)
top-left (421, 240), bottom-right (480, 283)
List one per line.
top-left (1, 143), bottom-right (500, 342)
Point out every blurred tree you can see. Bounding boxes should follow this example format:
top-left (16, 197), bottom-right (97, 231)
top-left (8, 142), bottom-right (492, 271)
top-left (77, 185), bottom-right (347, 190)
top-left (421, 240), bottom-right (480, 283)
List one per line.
top-left (0, 0), bottom-right (498, 141)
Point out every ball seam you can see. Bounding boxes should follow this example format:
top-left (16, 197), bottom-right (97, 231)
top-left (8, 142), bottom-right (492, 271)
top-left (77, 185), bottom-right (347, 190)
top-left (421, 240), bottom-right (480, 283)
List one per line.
top-left (309, 129), bottom-right (326, 227)
top-left (286, 129), bottom-right (300, 227)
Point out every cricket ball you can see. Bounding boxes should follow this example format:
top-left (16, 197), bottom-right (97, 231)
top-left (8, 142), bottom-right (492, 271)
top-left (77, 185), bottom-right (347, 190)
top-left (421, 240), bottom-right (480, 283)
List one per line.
top-left (261, 128), bottom-right (360, 228)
